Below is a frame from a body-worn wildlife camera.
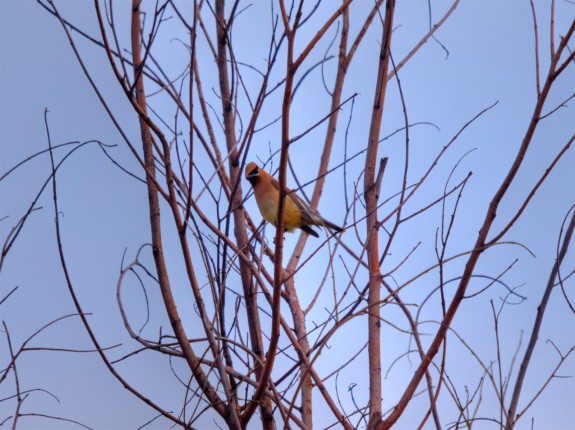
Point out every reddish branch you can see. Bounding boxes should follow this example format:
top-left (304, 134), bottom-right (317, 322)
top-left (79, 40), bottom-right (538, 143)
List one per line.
top-left (129, 0), bottom-right (234, 424)
top-left (238, 1), bottom-right (298, 424)
top-left (34, 1), bottom-right (573, 428)
top-left (213, 0), bottom-right (272, 427)
top-left (364, 1), bottom-right (395, 428)
top-left (379, 15), bottom-right (575, 430)
top-left (505, 208), bottom-right (575, 429)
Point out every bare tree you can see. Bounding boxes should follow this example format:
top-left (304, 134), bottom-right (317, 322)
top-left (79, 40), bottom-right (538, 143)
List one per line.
top-left (2, 1), bottom-right (574, 429)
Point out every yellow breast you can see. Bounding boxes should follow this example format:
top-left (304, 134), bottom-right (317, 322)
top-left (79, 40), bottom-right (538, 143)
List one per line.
top-left (257, 191), bottom-right (302, 232)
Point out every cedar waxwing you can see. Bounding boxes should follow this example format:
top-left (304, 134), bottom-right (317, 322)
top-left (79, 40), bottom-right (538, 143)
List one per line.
top-left (245, 161), bottom-right (345, 238)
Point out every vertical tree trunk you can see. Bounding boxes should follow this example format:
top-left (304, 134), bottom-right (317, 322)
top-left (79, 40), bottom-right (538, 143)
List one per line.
top-left (364, 1), bottom-right (395, 428)
top-left (213, 1), bottom-right (273, 428)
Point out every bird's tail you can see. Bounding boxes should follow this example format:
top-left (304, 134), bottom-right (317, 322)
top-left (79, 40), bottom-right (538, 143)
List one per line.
top-left (321, 218), bottom-right (345, 233)
top-left (300, 225), bottom-right (320, 238)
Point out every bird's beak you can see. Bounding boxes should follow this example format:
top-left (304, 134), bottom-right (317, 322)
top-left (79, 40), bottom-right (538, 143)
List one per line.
top-left (246, 166), bottom-right (259, 180)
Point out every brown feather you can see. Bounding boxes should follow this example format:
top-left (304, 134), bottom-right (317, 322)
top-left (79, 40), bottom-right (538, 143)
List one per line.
top-left (245, 161), bottom-right (345, 237)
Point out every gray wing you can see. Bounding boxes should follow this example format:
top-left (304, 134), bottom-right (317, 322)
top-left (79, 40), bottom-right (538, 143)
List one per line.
top-left (269, 176), bottom-right (318, 225)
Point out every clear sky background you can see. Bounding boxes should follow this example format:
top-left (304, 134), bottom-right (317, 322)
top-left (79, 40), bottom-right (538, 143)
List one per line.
top-left (1, 1), bottom-right (574, 429)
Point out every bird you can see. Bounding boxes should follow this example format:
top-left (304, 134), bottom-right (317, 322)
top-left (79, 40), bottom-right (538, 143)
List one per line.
top-left (244, 161), bottom-right (345, 238)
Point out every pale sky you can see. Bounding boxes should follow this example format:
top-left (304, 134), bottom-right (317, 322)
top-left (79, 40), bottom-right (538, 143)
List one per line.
top-left (1, 1), bottom-right (574, 429)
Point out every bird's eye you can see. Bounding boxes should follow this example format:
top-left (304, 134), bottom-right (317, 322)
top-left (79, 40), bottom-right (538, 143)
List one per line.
top-left (248, 167), bottom-right (259, 176)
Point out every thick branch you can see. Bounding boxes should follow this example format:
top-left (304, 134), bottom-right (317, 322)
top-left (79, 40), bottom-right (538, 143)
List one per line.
top-left (379, 18), bottom-right (574, 430)
top-left (129, 0), bottom-right (227, 420)
top-left (364, 1), bottom-right (395, 428)
top-left (505, 207), bottom-right (575, 429)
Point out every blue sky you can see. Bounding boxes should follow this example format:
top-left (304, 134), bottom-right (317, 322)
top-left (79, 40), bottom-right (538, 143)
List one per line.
top-left (1, 1), bottom-right (574, 429)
